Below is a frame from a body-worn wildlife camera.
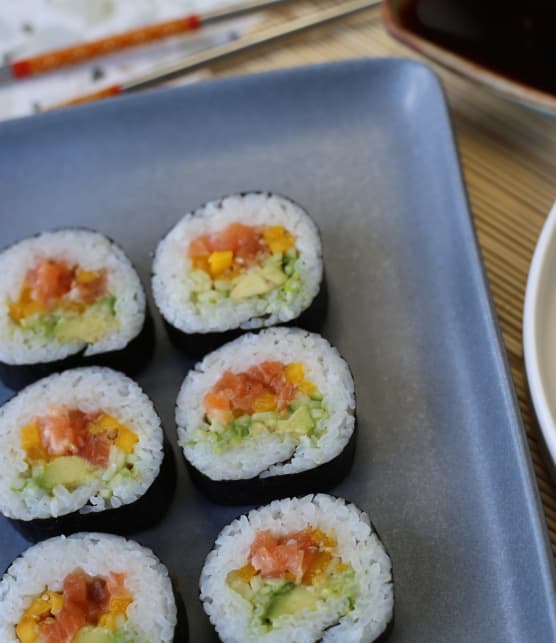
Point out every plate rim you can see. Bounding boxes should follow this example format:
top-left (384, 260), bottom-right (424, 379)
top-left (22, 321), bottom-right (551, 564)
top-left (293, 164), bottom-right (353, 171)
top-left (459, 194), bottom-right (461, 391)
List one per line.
top-left (2, 56), bottom-right (556, 635)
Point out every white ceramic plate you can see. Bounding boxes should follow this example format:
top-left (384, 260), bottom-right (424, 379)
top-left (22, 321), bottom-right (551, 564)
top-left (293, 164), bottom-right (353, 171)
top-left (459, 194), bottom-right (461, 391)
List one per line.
top-left (524, 201), bottom-right (556, 469)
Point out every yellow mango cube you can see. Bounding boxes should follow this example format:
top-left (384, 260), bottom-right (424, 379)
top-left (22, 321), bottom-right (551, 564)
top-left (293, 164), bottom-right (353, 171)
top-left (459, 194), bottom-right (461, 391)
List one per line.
top-left (228, 563), bottom-right (256, 585)
top-left (252, 393), bottom-right (277, 413)
top-left (47, 591), bottom-right (64, 615)
top-left (208, 251), bottom-right (233, 277)
top-left (284, 362), bottom-right (305, 385)
top-left (15, 616), bottom-right (38, 643)
top-left (21, 422), bottom-right (41, 452)
top-left (285, 363), bottom-right (317, 396)
top-left (25, 598), bottom-right (51, 618)
top-left (21, 422), bottom-right (48, 462)
top-left (110, 596), bottom-right (132, 615)
top-left (98, 611), bottom-right (118, 632)
top-left (75, 269), bottom-right (100, 284)
top-left (298, 379), bottom-right (317, 396)
top-left (88, 413), bottom-right (120, 433)
top-left (263, 226), bottom-right (295, 254)
top-left (9, 286), bottom-right (45, 322)
top-left (115, 426), bottom-right (139, 454)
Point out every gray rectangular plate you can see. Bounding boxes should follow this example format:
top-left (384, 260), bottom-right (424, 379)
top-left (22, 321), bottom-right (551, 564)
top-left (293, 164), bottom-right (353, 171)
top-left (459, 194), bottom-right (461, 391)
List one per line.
top-left (1, 59), bottom-right (555, 642)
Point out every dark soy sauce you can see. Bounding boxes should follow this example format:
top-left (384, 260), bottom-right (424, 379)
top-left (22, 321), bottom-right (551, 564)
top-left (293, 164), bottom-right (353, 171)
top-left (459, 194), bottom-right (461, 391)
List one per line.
top-left (399, 0), bottom-right (556, 94)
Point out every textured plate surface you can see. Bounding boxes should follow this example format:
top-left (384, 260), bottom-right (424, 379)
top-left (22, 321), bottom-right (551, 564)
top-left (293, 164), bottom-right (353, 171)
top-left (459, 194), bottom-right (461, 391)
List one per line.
top-left (1, 59), bottom-right (555, 642)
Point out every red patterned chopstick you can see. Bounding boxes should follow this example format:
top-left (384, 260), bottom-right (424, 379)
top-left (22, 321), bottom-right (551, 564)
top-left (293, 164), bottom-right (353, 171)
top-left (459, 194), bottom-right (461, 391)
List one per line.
top-left (9, 16), bottom-right (202, 79)
top-left (49, 0), bottom-right (381, 110)
top-left (0, 0), bottom-right (288, 81)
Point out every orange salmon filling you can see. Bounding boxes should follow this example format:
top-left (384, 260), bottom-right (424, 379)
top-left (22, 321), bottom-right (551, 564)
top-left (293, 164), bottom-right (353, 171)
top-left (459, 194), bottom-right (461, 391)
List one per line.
top-left (21, 406), bottom-right (138, 470)
top-left (248, 528), bottom-right (336, 584)
top-left (227, 527), bottom-right (350, 593)
top-left (226, 526), bottom-right (357, 628)
top-left (203, 361), bottom-right (317, 425)
top-left (9, 259), bottom-right (107, 323)
top-left (15, 569), bottom-right (132, 643)
top-left (189, 223), bottom-right (295, 279)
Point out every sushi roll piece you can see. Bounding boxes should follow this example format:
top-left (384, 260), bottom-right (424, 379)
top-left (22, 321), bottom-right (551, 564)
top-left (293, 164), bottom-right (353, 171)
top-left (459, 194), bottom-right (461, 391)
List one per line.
top-left (0, 367), bottom-right (175, 542)
top-left (152, 192), bottom-right (326, 358)
top-left (200, 494), bottom-right (394, 643)
top-left (177, 328), bottom-right (355, 504)
top-left (0, 532), bottom-right (187, 642)
top-left (0, 229), bottom-right (153, 391)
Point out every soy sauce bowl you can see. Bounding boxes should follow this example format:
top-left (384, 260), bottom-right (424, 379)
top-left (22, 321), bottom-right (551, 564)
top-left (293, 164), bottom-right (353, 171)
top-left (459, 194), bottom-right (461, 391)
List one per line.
top-left (383, 0), bottom-right (556, 115)
top-left (524, 201), bottom-right (556, 473)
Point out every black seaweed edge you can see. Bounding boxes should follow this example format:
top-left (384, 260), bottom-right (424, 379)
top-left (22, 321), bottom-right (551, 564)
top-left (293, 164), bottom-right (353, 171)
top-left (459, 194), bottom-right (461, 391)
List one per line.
top-left (184, 424), bottom-right (356, 506)
top-left (0, 227), bottom-right (154, 391)
top-left (151, 191), bottom-right (328, 360)
top-left (163, 278), bottom-right (327, 360)
top-left (8, 438), bottom-right (176, 543)
top-left (200, 493), bottom-right (394, 643)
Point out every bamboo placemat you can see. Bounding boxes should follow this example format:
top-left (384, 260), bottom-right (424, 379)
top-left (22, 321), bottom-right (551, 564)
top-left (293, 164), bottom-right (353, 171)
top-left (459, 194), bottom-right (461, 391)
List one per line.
top-left (207, 2), bottom-right (556, 554)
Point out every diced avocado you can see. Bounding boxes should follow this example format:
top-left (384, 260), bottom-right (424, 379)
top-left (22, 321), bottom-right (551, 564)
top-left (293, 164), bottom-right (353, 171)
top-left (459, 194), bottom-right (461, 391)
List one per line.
top-left (213, 279), bottom-right (233, 292)
top-left (262, 262), bottom-right (287, 287)
top-left (227, 573), bottom-right (253, 601)
top-left (189, 269), bottom-right (212, 292)
top-left (55, 314), bottom-right (114, 344)
top-left (40, 456), bottom-right (94, 491)
top-left (266, 585), bottom-right (318, 623)
top-left (250, 421), bottom-right (268, 437)
top-left (277, 405), bottom-right (314, 436)
top-left (251, 412), bottom-right (279, 423)
top-left (73, 626), bottom-right (114, 643)
top-left (230, 273), bottom-right (273, 300)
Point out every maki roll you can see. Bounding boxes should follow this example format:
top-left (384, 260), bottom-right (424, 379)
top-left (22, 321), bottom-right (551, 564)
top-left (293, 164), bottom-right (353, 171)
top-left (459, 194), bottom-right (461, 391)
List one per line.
top-left (0, 229), bottom-right (153, 390)
top-left (0, 532), bottom-right (186, 642)
top-left (200, 494), bottom-right (394, 643)
top-left (152, 192), bottom-right (325, 357)
top-left (177, 328), bottom-right (355, 504)
top-left (0, 367), bottom-right (175, 541)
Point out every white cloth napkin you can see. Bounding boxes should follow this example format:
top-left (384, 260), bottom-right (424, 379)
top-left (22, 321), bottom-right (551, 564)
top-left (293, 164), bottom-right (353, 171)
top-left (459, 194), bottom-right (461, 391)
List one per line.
top-left (0, 0), bottom-right (259, 121)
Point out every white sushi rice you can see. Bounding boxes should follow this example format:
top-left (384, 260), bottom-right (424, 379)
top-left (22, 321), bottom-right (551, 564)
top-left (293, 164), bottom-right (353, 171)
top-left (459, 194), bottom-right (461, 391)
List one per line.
top-left (0, 532), bottom-right (177, 642)
top-left (200, 494), bottom-right (394, 643)
top-left (152, 192), bottom-right (323, 333)
top-left (0, 367), bottom-right (164, 521)
top-left (177, 328), bottom-right (355, 481)
top-left (0, 229), bottom-right (146, 364)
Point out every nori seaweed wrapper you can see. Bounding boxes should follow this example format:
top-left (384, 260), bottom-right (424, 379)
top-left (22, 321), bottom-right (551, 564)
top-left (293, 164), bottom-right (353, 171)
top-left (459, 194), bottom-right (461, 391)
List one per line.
top-left (9, 438), bottom-right (176, 543)
top-left (164, 276), bottom-right (328, 360)
top-left (0, 308), bottom-right (155, 392)
top-left (184, 425), bottom-right (355, 506)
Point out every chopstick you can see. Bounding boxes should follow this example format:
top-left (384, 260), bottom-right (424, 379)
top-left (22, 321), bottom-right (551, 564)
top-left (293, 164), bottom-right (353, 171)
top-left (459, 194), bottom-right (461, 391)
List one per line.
top-left (52, 0), bottom-right (382, 109)
top-left (0, 0), bottom-right (291, 82)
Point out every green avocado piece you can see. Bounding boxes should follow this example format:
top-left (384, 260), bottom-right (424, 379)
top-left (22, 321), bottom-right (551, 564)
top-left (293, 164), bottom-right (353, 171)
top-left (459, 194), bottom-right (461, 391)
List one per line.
top-left (277, 405), bottom-right (314, 436)
top-left (226, 573), bottom-right (253, 601)
top-left (230, 273), bottom-right (273, 300)
top-left (266, 585), bottom-right (318, 623)
top-left (55, 314), bottom-right (113, 344)
top-left (261, 262), bottom-right (287, 287)
top-left (190, 269), bottom-right (212, 292)
top-left (40, 456), bottom-right (94, 491)
top-left (73, 627), bottom-right (114, 643)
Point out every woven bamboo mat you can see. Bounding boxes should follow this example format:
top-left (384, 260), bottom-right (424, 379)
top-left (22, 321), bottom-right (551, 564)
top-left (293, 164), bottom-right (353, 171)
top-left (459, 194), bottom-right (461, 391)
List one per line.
top-left (208, 2), bottom-right (556, 555)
